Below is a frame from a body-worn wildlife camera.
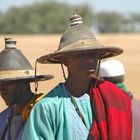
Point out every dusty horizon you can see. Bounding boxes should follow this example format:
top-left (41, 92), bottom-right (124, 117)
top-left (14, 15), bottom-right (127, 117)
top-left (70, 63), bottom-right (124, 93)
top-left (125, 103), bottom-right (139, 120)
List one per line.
top-left (0, 34), bottom-right (140, 112)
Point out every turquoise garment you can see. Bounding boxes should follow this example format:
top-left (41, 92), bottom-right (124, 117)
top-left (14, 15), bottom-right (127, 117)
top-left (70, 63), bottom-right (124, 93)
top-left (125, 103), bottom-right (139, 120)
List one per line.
top-left (21, 83), bottom-right (93, 140)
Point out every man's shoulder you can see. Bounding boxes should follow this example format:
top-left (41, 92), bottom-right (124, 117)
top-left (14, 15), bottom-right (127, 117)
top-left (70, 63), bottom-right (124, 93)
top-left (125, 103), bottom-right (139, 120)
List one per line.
top-left (99, 80), bottom-right (123, 90)
top-left (34, 83), bottom-right (66, 106)
top-left (98, 79), bottom-right (116, 87)
top-left (45, 83), bottom-right (65, 98)
top-left (0, 107), bottom-right (11, 120)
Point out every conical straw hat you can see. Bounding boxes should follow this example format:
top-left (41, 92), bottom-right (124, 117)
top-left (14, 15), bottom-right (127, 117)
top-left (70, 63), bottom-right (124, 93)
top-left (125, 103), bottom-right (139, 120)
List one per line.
top-left (0, 38), bottom-right (54, 82)
top-left (38, 13), bottom-right (123, 64)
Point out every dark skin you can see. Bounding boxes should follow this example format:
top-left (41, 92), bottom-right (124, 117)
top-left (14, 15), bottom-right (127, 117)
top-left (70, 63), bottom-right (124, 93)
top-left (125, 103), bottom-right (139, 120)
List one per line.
top-left (62, 53), bottom-right (98, 97)
top-left (0, 80), bottom-right (34, 116)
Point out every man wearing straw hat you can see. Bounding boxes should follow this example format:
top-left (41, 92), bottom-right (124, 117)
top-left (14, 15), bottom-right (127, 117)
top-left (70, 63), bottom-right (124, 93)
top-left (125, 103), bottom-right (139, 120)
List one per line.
top-left (22, 13), bottom-right (132, 140)
top-left (0, 38), bottom-right (53, 140)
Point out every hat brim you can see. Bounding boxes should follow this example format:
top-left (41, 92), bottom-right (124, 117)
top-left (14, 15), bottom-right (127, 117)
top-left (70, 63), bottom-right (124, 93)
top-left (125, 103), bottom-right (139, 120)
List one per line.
top-left (0, 70), bottom-right (54, 82)
top-left (0, 75), bottom-right (54, 82)
top-left (38, 46), bottom-right (123, 64)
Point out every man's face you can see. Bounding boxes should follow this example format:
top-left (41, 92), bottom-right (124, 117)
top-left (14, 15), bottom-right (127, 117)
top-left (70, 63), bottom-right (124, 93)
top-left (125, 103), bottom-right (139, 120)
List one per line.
top-left (0, 81), bottom-right (20, 106)
top-left (63, 53), bottom-right (98, 79)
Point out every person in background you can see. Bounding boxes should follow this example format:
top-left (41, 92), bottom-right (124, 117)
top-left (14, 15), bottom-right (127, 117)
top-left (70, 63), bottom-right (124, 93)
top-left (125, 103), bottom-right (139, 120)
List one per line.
top-left (132, 96), bottom-right (140, 140)
top-left (100, 59), bottom-right (133, 98)
top-left (100, 59), bottom-right (140, 140)
top-left (21, 13), bottom-right (132, 140)
top-left (0, 38), bottom-right (53, 140)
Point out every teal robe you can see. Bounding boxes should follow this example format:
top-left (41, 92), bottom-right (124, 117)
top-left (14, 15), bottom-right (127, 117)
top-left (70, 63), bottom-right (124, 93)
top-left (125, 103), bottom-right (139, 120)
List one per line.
top-left (21, 83), bottom-right (93, 140)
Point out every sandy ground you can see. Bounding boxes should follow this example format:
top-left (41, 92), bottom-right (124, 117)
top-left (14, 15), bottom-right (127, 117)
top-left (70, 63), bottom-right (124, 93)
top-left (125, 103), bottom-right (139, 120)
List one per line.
top-left (0, 34), bottom-right (140, 112)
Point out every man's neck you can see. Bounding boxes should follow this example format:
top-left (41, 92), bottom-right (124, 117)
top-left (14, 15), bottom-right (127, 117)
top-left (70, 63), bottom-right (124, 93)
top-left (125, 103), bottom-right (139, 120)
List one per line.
top-left (13, 92), bottom-right (34, 115)
top-left (65, 77), bottom-right (91, 97)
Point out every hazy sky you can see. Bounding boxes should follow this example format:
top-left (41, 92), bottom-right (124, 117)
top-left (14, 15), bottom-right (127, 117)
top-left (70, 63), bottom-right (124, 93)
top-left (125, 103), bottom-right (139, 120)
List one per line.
top-left (1, 0), bottom-right (140, 14)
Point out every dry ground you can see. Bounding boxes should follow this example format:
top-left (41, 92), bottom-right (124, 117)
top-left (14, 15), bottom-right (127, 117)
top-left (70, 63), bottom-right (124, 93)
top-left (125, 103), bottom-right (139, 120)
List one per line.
top-left (0, 34), bottom-right (140, 112)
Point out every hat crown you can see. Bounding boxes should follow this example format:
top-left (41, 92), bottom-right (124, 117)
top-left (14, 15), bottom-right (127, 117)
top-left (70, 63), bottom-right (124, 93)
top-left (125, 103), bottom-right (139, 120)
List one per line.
top-left (69, 13), bottom-right (83, 26)
top-left (0, 38), bottom-right (33, 71)
top-left (59, 13), bottom-right (97, 49)
top-left (5, 37), bottom-right (17, 49)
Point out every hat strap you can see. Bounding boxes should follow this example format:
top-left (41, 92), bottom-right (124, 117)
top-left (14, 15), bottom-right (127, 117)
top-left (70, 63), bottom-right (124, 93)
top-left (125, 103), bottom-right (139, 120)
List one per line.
top-left (95, 57), bottom-right (101, 88)
top-left (34, 59), bottom-right (39, 93)
top-left (61, 63), bottom-right (67, 81)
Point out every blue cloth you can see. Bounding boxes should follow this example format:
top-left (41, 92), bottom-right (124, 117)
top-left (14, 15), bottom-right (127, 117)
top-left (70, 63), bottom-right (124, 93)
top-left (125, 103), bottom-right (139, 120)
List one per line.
top-left (21, 83), bottom-right (93, 140)
top-left (0, 107), bottom-right (24, 140)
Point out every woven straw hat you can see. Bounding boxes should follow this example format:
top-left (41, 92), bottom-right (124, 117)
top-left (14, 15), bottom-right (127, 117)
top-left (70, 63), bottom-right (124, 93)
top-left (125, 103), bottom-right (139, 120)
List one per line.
top-left (38, 13), bottom-right (123, 64)
top-left (0, 38), bottom-right (54, 82)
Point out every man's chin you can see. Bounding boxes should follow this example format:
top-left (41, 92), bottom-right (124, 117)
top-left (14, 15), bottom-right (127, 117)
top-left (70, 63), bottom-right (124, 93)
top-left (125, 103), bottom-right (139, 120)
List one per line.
top-left (88, 71), bottom-right (96, 78)
top-left (81, 73), bottom-right (96, 80)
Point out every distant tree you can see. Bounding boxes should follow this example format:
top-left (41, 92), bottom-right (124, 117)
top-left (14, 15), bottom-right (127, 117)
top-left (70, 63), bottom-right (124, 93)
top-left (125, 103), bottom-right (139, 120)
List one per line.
top-left (95, 12), bottom-right (124, 33)
top-left (130, 13), bottom-right (140, 21)
top-left (74, 4), bottom-right (94, 26)
top-left (0, 8), bottom-right (20, 33)
top-left (0, 1), bottom-right (94, 34)
top-left (129, 13), bottom-right (140, 32)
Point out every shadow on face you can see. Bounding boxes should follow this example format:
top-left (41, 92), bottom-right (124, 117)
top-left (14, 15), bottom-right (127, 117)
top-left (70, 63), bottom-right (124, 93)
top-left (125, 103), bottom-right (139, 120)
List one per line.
top-left (61, 53), bottom-right (98, 79)
top-left (0, 81), bottom-right (23, 106)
